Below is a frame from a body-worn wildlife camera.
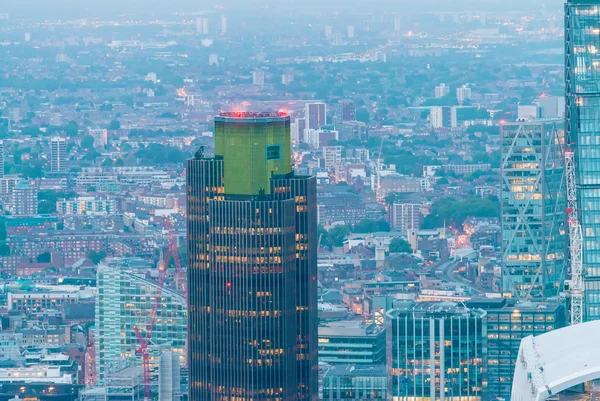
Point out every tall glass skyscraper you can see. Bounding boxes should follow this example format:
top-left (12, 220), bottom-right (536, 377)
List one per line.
top-left (187, 112), bottom-right (318, 401)
top-left (500, 120), bottom-right (567, 300)
top-left (566, 0), bottom-right (600, 319)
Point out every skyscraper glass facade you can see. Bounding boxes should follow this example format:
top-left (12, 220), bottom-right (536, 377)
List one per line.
top-left (566, 0), bottom-right (600, 320)
top-left (500, 120), bottom-right (567, 300)
top-left (95, 260), bottom-right (187, 382)
top-left (386, 302), bottom-right (486, 401)
top-left (187, 112), bottom-right (318, 401)
top-left (471, 300), bottom-right (566, 401)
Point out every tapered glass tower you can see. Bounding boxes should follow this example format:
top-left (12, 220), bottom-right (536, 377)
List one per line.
top-left (187, 112), bottom-right (318, 401)
top-left (566, 0), bottom-right (600, 320)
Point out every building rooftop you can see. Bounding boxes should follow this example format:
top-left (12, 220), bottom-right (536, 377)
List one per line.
top-left (388, 300), bottom-right (485, 318)
top-left (217, 111), bottom-right (289, 119)
top-left (324, 364), bottom-right (386, 378)
top-left (318, 320), bottom-right (383, 337)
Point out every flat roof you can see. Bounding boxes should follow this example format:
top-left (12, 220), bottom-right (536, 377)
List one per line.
top-left (325, 364), bottom-right (386, 378)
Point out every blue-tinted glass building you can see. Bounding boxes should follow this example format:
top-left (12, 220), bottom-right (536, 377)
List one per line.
top-left (566, 0), bottom-right (600, 320)
top-left (386, 301), bottom-right (487, 401)
top-left (500, 120), bottom-right (567, 300)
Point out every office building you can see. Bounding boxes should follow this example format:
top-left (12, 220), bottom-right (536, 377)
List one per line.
top-left (196, 18), bottom-right (203, 34)
top-left (339, 99), bottom-right (355, 122)
top-left (347, 26), bottom-right (355, 38)
top-left (282, 73), bottom-right (294, 85)
top-left (322, 146), bottom-right (343, 169)
top-left (318, 321), bottom-right (385, 365)
top-left (517, 105), bottom-right (541, 121)
top-left (466, 298), bottom-right (567, 401)
top-left (8, 284), bottom-right (93, 313)
top-left (11, 180), bottom-right (38, 215)
top-left (389, 203), bottom-right (422, 234)
top-left (305, 102), bottom-right (327, 130)
top-left (430, 106), bottom-right (451, 128)
top-left (296, 118), bottom-right (306, 142)
top-left (387, 301), bottom-right (486, 401)
top-left (208, 53), bottom-right (218, 66)
top-left (332, 32), bottom-right (343, 46)
top-left (252, 70), bottom-right (265, 85)
top-left (220, 14), bottom-right (227, 34)
top-left (89, 128), bottom-right (108, 148)
top-left (325, 26), bottom-right (333, 38)
top-left (304, 129), bottom-right (338, 149)
top-left (96, 261), bottom-right (187, 381)
top-left (0, 140), bottom-right (4, 179)
top-left (158, 352), bottom-right (181, 401)
top-left (536, 96), bottom-right (565, 119)
top-left (434, 83), bottom-right (450, 98)
top-left (187, 111), bottom-right (318, 401)
top-left (51, 137), bottom-right (67, 173)
top-left (566, 0), bottom-right (600, 320)
top-left (56, 196), bottom-right (118, 216)
top-left (456, 84), bottom-right (472, 104)
top-left (394, 16), bottom-right (401, 32)
top-left (0, 332), bottom-right (22, 362)
top-left (500, 120), bottom-right (566, 299)
top-left (322, 365), bottom-right (386, 401)
top-left (202, 17), bottom-right (208, 35)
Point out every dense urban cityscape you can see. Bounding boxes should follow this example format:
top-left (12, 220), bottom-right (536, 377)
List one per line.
top-left (0, 0), bottom-right (596, 401)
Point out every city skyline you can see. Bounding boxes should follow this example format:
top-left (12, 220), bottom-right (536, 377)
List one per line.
top-left (0, 2), bottom-right (594, 401)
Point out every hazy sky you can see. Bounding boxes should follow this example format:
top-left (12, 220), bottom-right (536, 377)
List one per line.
top-left (1, 0), bottom-right (565, 19)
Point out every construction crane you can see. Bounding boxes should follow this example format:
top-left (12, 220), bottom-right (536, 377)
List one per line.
top-left (163, 216), bottom-right (188, 367)
top-left (134, 251), bottom-right (168, 401)
top-left (565, 148), bottom-right (584, 325)
top-left (164, 216), bottom-right (187, 301)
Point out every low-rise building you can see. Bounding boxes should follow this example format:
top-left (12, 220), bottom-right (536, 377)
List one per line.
top-left (322, 364), bottom-right (386, 401)
top-left (57, 197), bottom-right (118, 216)
top-left (7, 285), bottom-right (95, 313)
top-left (0, 365), bottom-right (73, 384)
top-left (318, 321), bottom-right (385, 365)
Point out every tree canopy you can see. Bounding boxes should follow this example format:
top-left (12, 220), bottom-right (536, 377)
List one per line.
top-left (422, 197), bottom-right (500, 229)
top-left (388, 238), bottom-right (412, 253)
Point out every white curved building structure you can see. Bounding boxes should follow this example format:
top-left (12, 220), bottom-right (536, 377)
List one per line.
top-left (511, 320), bottom-right (600, 401)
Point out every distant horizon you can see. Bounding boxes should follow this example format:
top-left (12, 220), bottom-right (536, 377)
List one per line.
top-left (1, 0), bottom-right (565, 19)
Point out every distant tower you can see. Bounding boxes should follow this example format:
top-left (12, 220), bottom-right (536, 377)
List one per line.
top-left (325, 26), bottom-right (332, 38)
top-left (50, 136), bottom-right (67, 173)
top-left (159, 352), bottom-right (181, 401)
top-left (12, 180), bottom-right (38, 215)
top-left (305, 102), bottom-right (327, 130)
top-left (394, 16), bottom-right (401, 32)
top-left (332, 32), bottom-right (343, 46)
top-left (0, 140), bottom-right (5, 179)
top-left (196, 18), bottom-right (203, 34)
top-left (221, 15), bottom-right (227, 34)
top-left (252, 70), bottom-right (265, 85)
top-left (434, 83), bottom-right (450, 98)
top-left (209, 53), bottom-right (218, 66)
top-left (347, 26), bottom-right (355, 38)
top-left (202, 17), bottom-right (209, 35)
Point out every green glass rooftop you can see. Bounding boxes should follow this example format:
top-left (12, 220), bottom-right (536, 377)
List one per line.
top-left (214, 111), bottom-right (292, 196)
